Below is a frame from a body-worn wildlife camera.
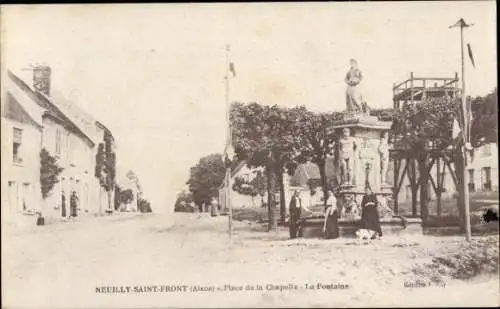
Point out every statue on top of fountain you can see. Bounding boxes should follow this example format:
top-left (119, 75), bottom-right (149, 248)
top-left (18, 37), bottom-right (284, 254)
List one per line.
top-left (345, 59), bottom-right (370, 115)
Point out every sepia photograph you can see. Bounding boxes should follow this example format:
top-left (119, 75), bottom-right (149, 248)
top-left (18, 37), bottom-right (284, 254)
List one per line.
top-left (1, 2), bottom-right (498, 308)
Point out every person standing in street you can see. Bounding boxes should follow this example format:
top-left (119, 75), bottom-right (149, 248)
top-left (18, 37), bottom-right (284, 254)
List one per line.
top-left (61, 191), bottom-right (67, 218)
top-left (358, 185), bottom-right (382, 239)
top-left (289, 190), bottom-right (312, 239)
top-left (210, 196), bottom-right (219, 217)
top-left (70, 191), bottom-right (78, 218)
top-left (323, 190), bottom-right (340, 239)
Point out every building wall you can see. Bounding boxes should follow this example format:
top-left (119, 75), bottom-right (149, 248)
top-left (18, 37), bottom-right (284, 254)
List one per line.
top-left (467, 143), bottom-right (498, 192)
top-left (218, 174), bottom-right (266, 210)
top-left (40, 117), bottom-right (99, 218)
top-left (1, 118), bottom-right (43, 220)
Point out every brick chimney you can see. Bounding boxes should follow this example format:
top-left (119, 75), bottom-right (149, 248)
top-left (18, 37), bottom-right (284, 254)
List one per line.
top-left (33, 65), bottom-right (51, 96)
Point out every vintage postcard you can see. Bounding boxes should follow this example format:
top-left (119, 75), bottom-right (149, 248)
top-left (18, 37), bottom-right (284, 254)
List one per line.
top-left (1, 2), bottom-right (498, 308)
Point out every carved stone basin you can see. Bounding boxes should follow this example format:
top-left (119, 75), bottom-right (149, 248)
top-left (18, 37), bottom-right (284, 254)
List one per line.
top-left (299, 216), bottom-right (423, 239)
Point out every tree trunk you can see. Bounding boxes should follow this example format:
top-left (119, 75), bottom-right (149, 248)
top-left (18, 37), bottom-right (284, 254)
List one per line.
top-left (410, 159), bottom-right (418, 217)
top-left (317, 158), bottom-right (328, 210)
top-left (266, 165), bottom-right (278, 232)
top-left (98, 187), bottom-right (102, 215)
top-left (136, 192), bottom-right (140, 212)
top-left (114, 187), bottom-right (121, 211)
top-left (107, 189), bottom-right (113, 214)
top-left (277, 167), bottom-right (286, 223)
top-left (418, 159), bottom-right (429, 222)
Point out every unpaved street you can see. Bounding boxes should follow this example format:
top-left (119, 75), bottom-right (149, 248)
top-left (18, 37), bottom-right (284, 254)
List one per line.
top-left (2, 213), bottom-right (498, 308)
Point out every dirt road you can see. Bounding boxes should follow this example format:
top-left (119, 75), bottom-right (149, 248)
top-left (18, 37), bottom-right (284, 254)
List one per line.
top-left (2, 213), bottom-right (498, 308)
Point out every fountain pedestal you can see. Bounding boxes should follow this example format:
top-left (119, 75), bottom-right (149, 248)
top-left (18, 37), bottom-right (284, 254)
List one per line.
top-left (327, 113), bottom-right (392, 219)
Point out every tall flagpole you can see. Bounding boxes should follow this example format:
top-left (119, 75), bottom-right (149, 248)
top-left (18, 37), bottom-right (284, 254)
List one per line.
top-left (225, 44), bottom-right (233, 239)
top-left (451, 18), bottom-right (472, 241)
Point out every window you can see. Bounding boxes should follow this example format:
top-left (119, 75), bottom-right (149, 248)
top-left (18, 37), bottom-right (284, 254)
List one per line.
top-left (482, 167), bottom-right (492, 191)
top-left (13, 128), bottom-right (22, 164)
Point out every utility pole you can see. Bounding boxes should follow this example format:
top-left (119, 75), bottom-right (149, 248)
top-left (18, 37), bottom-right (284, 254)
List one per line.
top-left (450, 18), bottom-right (473, 241)
top-left (224, 44), bottom-right (233, 239)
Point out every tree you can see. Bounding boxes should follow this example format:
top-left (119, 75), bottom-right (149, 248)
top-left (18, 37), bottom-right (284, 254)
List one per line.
top-left (292, 107), bottom-right (342, 208)
top-left (126, 170), bottom-right (142, 210)
top-left (470, 88), bottom-right (498, 147)
top-left (187, 154), bottom-right (226, 211)
top-left (120, 189), bottom-right (134, 205)
top-left (254, 170), bottom-right (267, 207)
top-left (95, 131), bottom-right (116, 213)
top-left (174, 191), bottom-right (194, 212)
top-left (114, 185), bottom-right (121, 210)
top-left (393, 97), bottom-right (456, 151)
top-left (231, 102), bottom-right (299, 229)
top-left (138, 198), bottom-right (152, 213)
top-left (126, 170), bottom-right (142, 193)
top-left (393, 97), bottom-right (459, 224)
top-left (40, 148), bottom-right (64, 199)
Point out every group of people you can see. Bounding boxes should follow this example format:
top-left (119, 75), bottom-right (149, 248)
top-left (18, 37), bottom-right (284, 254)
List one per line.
top-left (61, 191), bottom-right (79, 219)
top-left (288, 185), bottom-right (384, 240)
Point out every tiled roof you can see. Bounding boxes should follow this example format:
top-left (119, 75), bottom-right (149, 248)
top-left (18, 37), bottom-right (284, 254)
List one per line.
top-left (8, 70), bottom-right (97, 147)
top-left (4, 92), bottom-right (43, 130)
top-left (49, 89), bottom-right (102, 142)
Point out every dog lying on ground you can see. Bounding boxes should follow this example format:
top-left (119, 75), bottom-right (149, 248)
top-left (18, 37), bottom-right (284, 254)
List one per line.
top-left (355, 228), bottom-right (378, 240)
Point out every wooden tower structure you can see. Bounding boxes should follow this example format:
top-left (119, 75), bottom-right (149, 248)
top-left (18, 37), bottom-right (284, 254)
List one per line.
top-left (390, 72), bottom-right (462, 219)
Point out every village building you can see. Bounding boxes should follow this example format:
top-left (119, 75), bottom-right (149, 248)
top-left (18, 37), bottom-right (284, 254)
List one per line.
top-left (1, 66), bottom-right (116, 223)
top-left (1, 73), bottom-right (45, 223)
top-left (218, 161), bottom-right (262, 210)
top-left (466, 143), bottom-right (498, 192)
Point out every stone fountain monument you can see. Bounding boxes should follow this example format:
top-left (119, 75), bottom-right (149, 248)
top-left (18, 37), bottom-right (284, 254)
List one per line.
top-left (299, 59), bottom-right (424, 238)
top-left (328, 59), bottom-right (392, 220)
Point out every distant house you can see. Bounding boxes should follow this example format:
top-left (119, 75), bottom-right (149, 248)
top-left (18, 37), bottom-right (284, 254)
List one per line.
top-left (290, 159), bottom-right (336, 189)
top-left (289, 158), bottom-right (336, 207)
top-left (218, 161), bottom-right (266, 210)
top-left (467, 143), bottom-right (498, 192)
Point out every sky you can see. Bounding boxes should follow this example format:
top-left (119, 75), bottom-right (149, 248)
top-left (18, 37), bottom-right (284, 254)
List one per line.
top-left (1, 2), bottom-right (496, 213)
